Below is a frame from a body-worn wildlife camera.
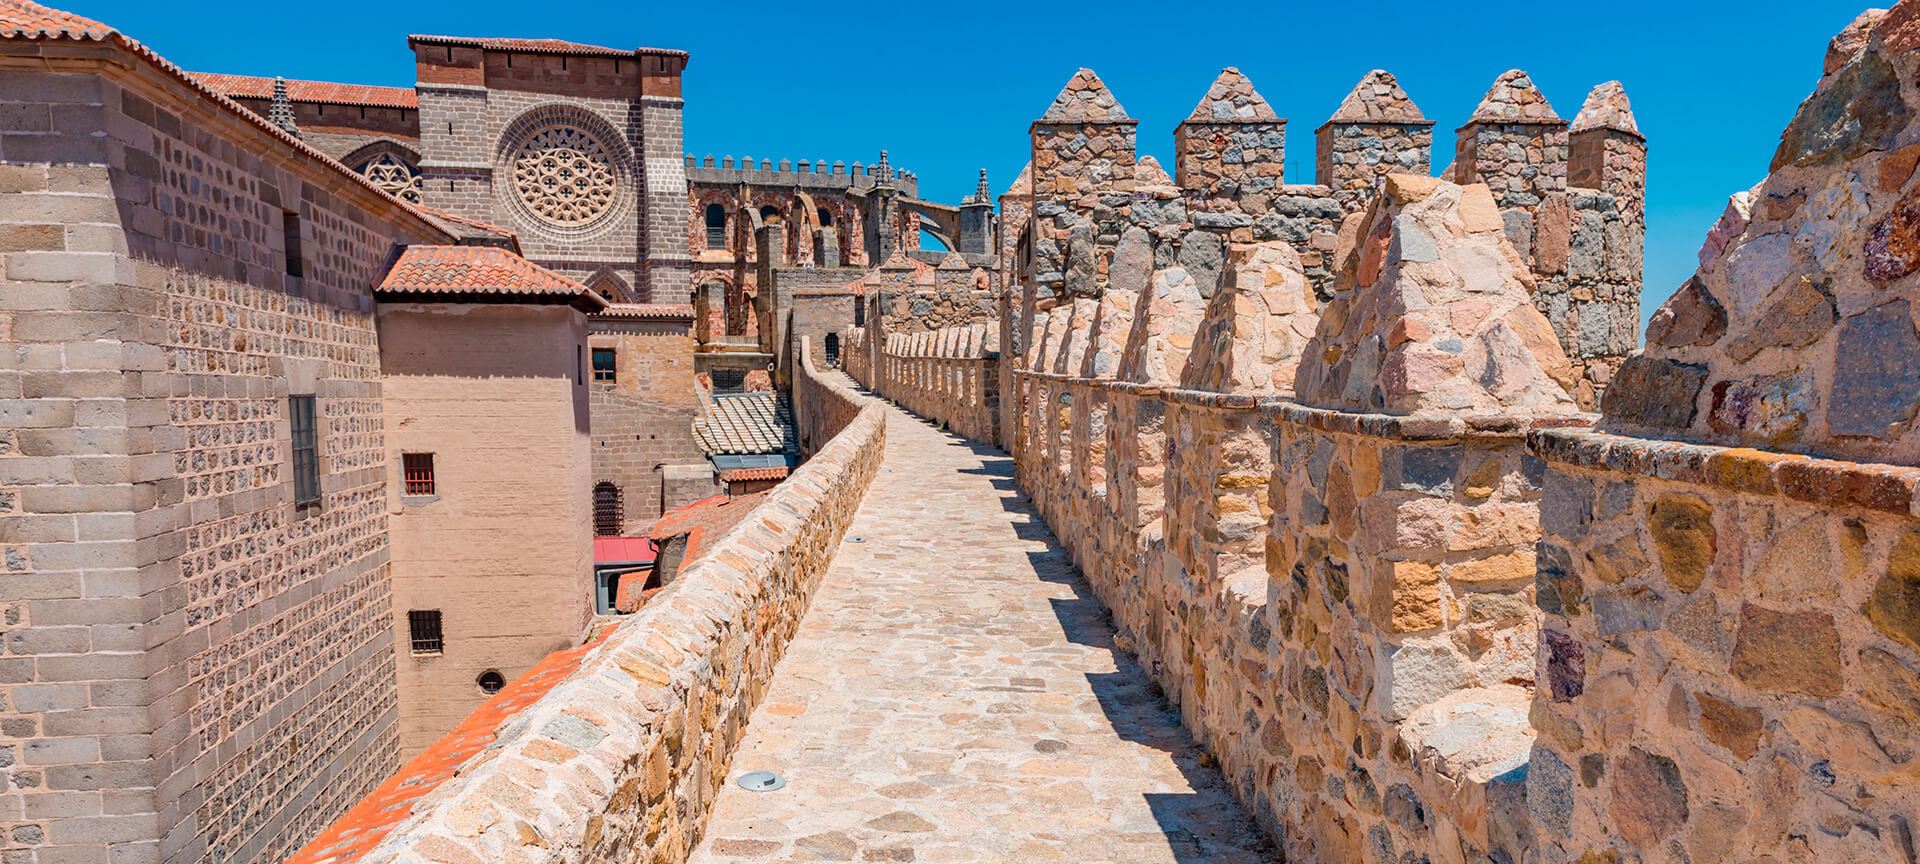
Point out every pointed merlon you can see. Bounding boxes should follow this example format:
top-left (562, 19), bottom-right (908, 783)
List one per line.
top-left (936, 251), bottom-right (970, 271)
top-left (1135, 155), bottom-right (1173, 188)
top-left (1184, 67), bottom-right (1278, 123)
top-left (1325, 70), bottom-right (1427, 125)
top-left (1003, 161), bottom-right (1033, 198)
top-left (1467, 69), bottom-right (1562, 124)
top-left (1569, 81), bottom-right (1643, 139)
top-left (1038, 68), bottom-right (1131, 123)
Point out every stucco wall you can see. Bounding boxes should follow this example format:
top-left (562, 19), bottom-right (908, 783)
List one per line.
top-left (344, 345), bottom-right (884, 863)
top-left (376, 302), bottom-right (596, 757)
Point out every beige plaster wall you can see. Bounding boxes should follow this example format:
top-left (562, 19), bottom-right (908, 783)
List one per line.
top-left (376, 302), bottom-right (595, 756)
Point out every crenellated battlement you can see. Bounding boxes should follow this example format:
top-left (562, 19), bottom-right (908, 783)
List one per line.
top-left (1015, 65), bottom-right (1647, 409)
top-left (684, 152), bottom-right (920, 197)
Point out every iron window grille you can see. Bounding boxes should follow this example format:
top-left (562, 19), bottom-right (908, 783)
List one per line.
top-left (408, 609), bottom-right (443, 654)
top-left (290, 395), bottom-right (319, 507)
top-left (403, 453), bottom-right (435, 496)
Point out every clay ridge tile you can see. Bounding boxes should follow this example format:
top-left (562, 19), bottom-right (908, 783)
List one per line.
top-left (407, 33), bottom-right (687, 59)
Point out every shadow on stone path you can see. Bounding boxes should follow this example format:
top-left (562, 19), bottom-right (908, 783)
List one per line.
top-left (687, 384), bottom-right (1270, 863)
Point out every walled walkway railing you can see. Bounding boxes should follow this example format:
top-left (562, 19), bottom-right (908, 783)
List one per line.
top-left (338, 341), bottom-right (884, 864)
top-left (843, 325), bottom-right (999, 446)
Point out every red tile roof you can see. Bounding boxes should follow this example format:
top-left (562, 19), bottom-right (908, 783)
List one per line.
top-left (413, 206), bottom-right (521, 249)
top-left (286, 629), bottom-right (614, 864)
top-left (648, 491), bottom-right (769, 565)
top-left (595, 302), bottom-right (695, 319)
top-left (408, 34), bottom-right (688, 60)
top-left (720, 465), bottom-right (789, 483)
top-left (611, 571), bottom-right (663, 613)
top-left (0, 1), bottom-right (452, 241)
top-left (191, 72), bottom-right (419, 109)
top-left (376, 245), bottom-right (608, 310)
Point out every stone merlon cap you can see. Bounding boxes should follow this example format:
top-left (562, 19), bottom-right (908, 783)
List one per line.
top-left (1182, 67), bottom-right (1278, 123)
top-left (1569, 80), bottom-right (1644, 140)
top-left (1037, 68), bottom-right (1134, 124)
top-left (1002, 161), bottom-right (1033, 198)
top-left (406, 34), bottom-right (688, 61)
top-left (1465, 69), bottom-right (1564, 126)
top-left (1320, 69), bottom-right (1431, 129)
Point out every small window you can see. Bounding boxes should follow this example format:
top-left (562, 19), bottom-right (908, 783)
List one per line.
top-left (711, 368), bottom-right (746, 394)
top-left (817, 207), bottom-right (833, 227)
top-left (853, 297), bottom-right (865, 328)
top-left (593, 481), bottom-right (623, 536)
top-left (290, 395), bottom-right (319, 507)
top-left (477, 670), bottom-right (506, 694)
top-left (576, 345), bottom-right (583, 385)
top-left (408, 610), bottom-right (443, 654)
top-left (282, 210), bottom-right (303, 279)
top-left (824, 332), bottom-right (840, 366)
top-left (592, 347), bottom-right (617, 382)
top-left (704, 203), bottom-right (726, 248)
top-left (402, 453), bottom-right (435, 496)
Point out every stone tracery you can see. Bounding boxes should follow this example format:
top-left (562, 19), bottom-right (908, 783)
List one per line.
top-left (511, 124), bottom-right (617, 226)
top-left (357, 153), bottom-right (421, 202)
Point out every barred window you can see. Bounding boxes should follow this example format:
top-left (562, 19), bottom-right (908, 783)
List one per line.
top-left (592, 347), bottom-right (617, 382)
top-left (403, 453), bottom-right (435, 496)
top-left (408, 610), bottom-right (443, 654)
top-left (290, 395), bottom-right (319, 507)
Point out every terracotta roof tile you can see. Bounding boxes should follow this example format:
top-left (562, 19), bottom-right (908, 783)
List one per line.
top-left (412, 206), bottom-right (521, 248)
top-left (192, 72), bottom-right (418, 109)
top-left (647, 491), bottom-right (770, 564)
top-left (595, 302), bottom-right (695, 319)
top-left (0, 0), bottom-right (453, 241)
top-left (286, 629), bottom-right (614, 864)
top-left (377, 245), bottom-right (608, 309)
top-left (719, 465), bottom-right (788, 483)
top-left (407, 34), bottom-right (687, 60)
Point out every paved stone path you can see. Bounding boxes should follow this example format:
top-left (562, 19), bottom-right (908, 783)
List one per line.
top-left (688, 388), bottom-right (1269, 864)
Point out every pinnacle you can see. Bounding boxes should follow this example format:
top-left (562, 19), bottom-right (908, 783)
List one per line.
top-left (1325, 69), bottom-right (1426, 125)
top-left (1467, 69), bottom-right (1562, 125)
top-left (1038, 68), bottom-right (1130, 123)
top-left (1183, 67), bottom-right (1277, 123)
top-left (1569, 80), bottom-right (1642, 138)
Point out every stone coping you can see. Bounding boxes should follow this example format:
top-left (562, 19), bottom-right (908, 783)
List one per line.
top-left (1529, 428), bottom-right (1920, 518)
top-left (883, 351), bottom-right (997, 361)
top-left (1012, 371), bottom-right (1594, 438)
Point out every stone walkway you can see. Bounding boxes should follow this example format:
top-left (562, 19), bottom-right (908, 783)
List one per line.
top-left (688, 387), bottom-right (1269, 864)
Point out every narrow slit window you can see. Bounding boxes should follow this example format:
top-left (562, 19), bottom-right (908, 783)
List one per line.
top-left (403, 452), bottom-right (435, 496)
top-left (408, 610), bottom-right (443, 654)
top-left (592, 347), bottom-right (616, 382)
top-left (282, 210), bottom-right (303, 278)
top-left (290, 394), bottom-right (319, 507)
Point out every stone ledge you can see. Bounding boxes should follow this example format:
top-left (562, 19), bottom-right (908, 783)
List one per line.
top-left (1274, 403), bottom-right (1592, 440)
top-left (1529, 427), bottom-right (1920, 517)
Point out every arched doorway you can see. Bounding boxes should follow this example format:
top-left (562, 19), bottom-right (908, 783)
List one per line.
top-left (824, 332), bottom-right (840, 367)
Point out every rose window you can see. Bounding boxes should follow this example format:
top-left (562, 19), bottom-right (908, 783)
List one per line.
top-left (512, 126), bottom-right (616, 226)
top-left (359, 154), bottom-right (421, 202)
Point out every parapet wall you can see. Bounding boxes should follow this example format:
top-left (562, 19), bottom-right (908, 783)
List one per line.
top-left (336, 344), bottom-right (885, 864)
top-left (844, 325), bottom-right (1000, 446)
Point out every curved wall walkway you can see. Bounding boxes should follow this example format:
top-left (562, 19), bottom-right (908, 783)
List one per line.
top-left (688, 384), bottom-right (1267, 863)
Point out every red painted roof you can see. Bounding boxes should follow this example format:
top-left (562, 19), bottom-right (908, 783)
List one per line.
top-left (648, 491), bottom-right (769, 565)
top-left (377, 245), bottom-right (608, 309)
top-left (592, 535), bottom-right (655, 565)
top-left (595, 302), bottom-right (695, 319)
top-left (720, 465), bottom-right (788, 483)
top-left (0, 1), bottom-right (453, 241)
top-left (191, 72), bottom-right (419, 109)
top-left (286, 628), bottom-right (614, 864)
top-left (408, 34), bottom-right (687, 60)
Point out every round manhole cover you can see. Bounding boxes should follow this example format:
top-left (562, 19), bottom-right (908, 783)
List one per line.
top-left (737, 771), bottom-right (786, 792)
top-left (846, 536), bottom-right (866, 543)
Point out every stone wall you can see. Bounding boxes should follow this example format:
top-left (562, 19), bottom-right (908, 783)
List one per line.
top-left (0, 33), bottom-right (450, 864)
top-left (588, 314), bottom-right (708, 522)
top-left (335, 342), bottom-right (884, 864)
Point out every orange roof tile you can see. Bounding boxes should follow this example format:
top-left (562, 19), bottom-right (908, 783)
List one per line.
top-left (377, 245), bottom-right (608, 310)
top-left (408, 33), bottom-right (688, 60)
top-left (191, 72), bottom-right (418, 109)
top-left (719, 465), bottom-right (788, 483)
top-left (595, 302), bottom-right (695, 319)
top-left (413, 206), bottom-right (521, 248)
top-left (286, 630), bottom-right (614, 864)
top-left (648, 491), bottom-right (769, 564)
top-left (0, 0), bottom-right (453, 241)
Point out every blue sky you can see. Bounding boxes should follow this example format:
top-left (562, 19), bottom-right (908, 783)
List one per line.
top-left (90, 0), bottom-right (1870, 329)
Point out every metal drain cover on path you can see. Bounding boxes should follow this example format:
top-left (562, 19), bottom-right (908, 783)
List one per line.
top-left (846, 536), bottom-right (866, 543)
top-left (737, 771), bottom-right (786, 792)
